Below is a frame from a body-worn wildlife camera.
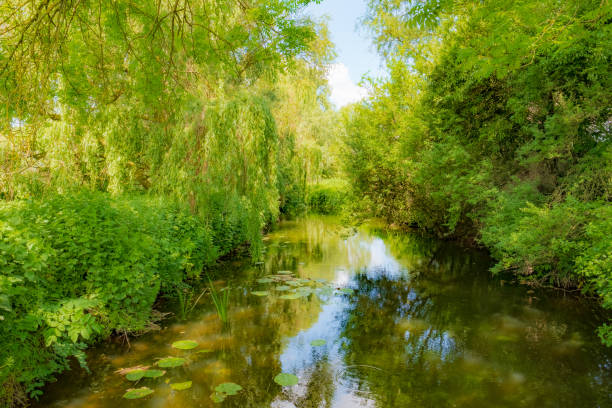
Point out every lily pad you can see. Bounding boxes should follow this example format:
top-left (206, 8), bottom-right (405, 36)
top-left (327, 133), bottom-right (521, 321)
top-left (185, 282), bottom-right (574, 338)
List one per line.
top-left (125, 369), bottom-right (147, 381)
top-left (275, 285), bottom-right (291, 291)
top-left (157, 357), bottom-right (186, 368)
top-left (257, 278), bottom-right (274, 284)
top-left (143, 369), bottom-right (165, 378)
top-left (170, 381), bottom-right (192, 390)
top-left (172, 340), bottom-right (198, 350)
top-left (274, 373), bottom-right (299, 387)
top-left (287, 280), bottom-right (302, 287)
top-left (123, 387), bottom-right (154, 399)
top-left (310, 339), bottom-right (326, 347)
top-left (215, 382), bottom-right (242, 395)
top-left (252, 291), bottom-right (269, 297)
top-left (277, 270), bottom-right (293, 275)
top-left (339, 288), bottom-right (354, 294)
top-left (279, 293), bottom-right (302, 300)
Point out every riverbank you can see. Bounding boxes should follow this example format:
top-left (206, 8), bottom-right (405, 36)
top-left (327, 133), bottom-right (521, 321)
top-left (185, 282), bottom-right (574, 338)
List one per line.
top-left (0, 192), bottom-right (265, 406)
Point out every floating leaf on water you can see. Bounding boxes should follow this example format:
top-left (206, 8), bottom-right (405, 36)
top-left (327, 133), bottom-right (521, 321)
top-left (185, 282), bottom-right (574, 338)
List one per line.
top-left (172, 340), bottom-right (198, 350)
top-left (274, 373), bottom-right (298, 386)
top-left (143, 369), bottom-right (165, 378)
top-left (214, 382), bottom-right (242, 395)
top-left (257, 278), bottom-right (274, 284)
top-left (211, 392), bottom-right (226, 403)
top-left (170, 381), bottom-right (192, 390)
top-left (277, 270), bottom-right (293, 275)
top-left (279, 293), bottom-right (302, 300)
top-left (125, 369), bottom-right (146, 381)
top-left (275, 285), bottom-right (291, 291)
top-left (123, 387), bottom-right (154, 399)
top-left (252, 291), bottom-right (269, 297)
top-left (310, 339), bottom-right (326, 347)
top-left (339, 288), bottom-right (354, 294)
top-left (157, 357), bottom-right (186, 368)
top-left (287, 281), bottom-right (302, 287)
top-left (197, 349), bottom-right (213, 354)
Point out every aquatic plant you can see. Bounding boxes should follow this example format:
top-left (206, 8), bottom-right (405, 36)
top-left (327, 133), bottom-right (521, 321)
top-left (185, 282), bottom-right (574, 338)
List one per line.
top-left (122, 387), bottom-right (154, 399)
top-left (211, 382), bottom-right (242, 403)
top-left (208, 276), bottom-right (230, 323)
top-left (274, 373), bottom-right (299, 386)
top-left (157, 357), bottom-right (186, 368)
top-left (172, 340), bottom-right (199, 350)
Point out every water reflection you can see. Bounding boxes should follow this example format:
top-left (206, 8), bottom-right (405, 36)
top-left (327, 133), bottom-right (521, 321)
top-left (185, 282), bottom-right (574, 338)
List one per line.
top-left (36, 216), bottom-right (612, 408)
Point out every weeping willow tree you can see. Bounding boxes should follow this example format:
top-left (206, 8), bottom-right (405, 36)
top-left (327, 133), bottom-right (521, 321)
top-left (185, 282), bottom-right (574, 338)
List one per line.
top-left (0, 1), bottom-right (338, 404)
top-left (0, 0), bottom-right (329, 248)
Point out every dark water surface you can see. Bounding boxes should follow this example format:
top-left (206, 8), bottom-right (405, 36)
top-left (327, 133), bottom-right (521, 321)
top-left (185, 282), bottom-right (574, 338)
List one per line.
top-left (36, 216), bottom-right (612, 408)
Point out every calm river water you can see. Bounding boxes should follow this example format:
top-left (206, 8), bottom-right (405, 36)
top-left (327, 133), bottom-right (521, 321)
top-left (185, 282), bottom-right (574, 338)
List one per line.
top-left (36, 216), bottom-right (612, 407)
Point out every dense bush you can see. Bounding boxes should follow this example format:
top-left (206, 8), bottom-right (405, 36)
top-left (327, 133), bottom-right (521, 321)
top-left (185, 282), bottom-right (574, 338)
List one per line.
top-left (345, 0), bottom-right (611, 342)
top-left (0, 192), bottom-right (258, 402)
top-left (307, 179), bottom-right (349, 215)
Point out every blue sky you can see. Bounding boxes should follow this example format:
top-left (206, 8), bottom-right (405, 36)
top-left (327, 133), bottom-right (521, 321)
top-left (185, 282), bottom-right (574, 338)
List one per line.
top-left (302, 0), bottom-right (387, 107)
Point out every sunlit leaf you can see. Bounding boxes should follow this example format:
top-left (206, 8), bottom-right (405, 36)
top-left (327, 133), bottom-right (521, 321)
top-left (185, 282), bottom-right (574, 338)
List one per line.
top-left (143, 369), bottom-right (165, 378)
top-left (122, 387), bottom-right (154, 399)
top-left (172, 340), bottom-right (199, 350)
top-left (274, 373), bottom-right (298, 386)
top-left (125, 370), bottom-right (146, 381)
top-left (157, 357), bottom-right (186, 368)
top-left (310, 339), bottom-right (326, 346)
top-left (252, 291), bottom-right (269, 297)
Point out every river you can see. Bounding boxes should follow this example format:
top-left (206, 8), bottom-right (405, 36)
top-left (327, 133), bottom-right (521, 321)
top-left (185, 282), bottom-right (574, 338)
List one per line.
top-left (36, 216), bottom-right (612, 407)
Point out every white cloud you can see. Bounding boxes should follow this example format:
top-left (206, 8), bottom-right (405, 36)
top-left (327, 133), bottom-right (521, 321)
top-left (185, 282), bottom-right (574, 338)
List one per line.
top-left (326, 63), bottom-right (368, 108)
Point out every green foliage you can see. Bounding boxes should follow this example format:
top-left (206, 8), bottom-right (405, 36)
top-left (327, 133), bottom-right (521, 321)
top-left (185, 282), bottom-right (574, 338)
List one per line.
top-left (0, 0), bottom-right (338, 404)
top-left (307, 178), bottom-right (349, 215)
top-left (346, 0), bottom-right (611, 342)
top-left (0, 191), bottom-right (250, 402)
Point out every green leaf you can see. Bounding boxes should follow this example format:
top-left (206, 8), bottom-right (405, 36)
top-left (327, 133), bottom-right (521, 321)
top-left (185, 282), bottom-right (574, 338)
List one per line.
top-left (214, 382), bottom-right (242, 395)
top-left (277, 270), bottom-right (293, 275)
top-left (251, 291), bottom-right (269, 297)
top-left (170, 381), bottom-right (192, 390)
top-left (126, 370), bottom-right (147, 381)
top-left (310, 339), bottom-right (326, 347)
top-left (122, 387), bottom-right (154, 399)
top-left (172, 340), bottom-right (198, 350)
top-left (257, 278), bottom-right (274, 284)
top-left (275, 285), bottom-right (291, 291)
top-left (157, 357), bottom-right (186, 368)
top-left (274, 373), bottom-right (298, 386)
top-left (143, 369), bottom-right (165, 378)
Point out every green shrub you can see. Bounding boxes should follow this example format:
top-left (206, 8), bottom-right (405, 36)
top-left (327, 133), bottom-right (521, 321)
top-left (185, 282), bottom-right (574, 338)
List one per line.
top-left (0, 192), bottom-right (223, 402)
top-left (307, 179), bottom-right (349, 215)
